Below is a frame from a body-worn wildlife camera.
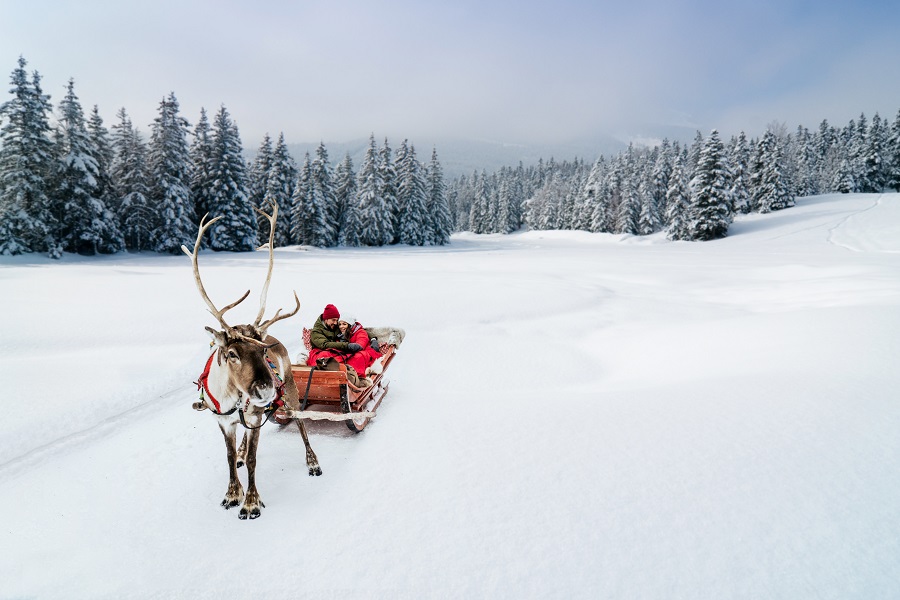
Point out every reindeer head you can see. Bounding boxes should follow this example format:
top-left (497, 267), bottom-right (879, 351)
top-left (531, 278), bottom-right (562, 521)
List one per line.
top-left (205, 325), bottom-right (279, 405)
top-left (184, 201), bottom-right (299, 408)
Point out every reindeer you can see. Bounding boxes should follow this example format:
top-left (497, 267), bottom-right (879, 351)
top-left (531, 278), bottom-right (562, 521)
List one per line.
top-left (183, 201), bottom-right (321, 520)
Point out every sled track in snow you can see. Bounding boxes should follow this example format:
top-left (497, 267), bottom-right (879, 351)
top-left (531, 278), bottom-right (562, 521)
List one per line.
top-left (0, 385), bottom-right (190, 479)
top-left (827, 194), bottom-right (884, 252)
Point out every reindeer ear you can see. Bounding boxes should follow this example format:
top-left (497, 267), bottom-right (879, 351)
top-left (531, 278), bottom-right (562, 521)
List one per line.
top-left (205, 326), bottom-right (227, 347)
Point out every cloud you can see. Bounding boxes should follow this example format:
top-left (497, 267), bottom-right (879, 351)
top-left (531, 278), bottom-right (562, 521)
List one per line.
top-left (1, 0), bottom-right (898, 148)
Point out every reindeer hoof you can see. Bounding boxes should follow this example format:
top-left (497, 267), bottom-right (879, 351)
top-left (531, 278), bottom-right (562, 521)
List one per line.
top-left (222, 498), bottom-right (240, 509)
top-left (239, 506), bottom-right (262, 520)
top-left (236, 459), bottom-right (244, 469)
top-left (309, 465), bottom-right (322, 476)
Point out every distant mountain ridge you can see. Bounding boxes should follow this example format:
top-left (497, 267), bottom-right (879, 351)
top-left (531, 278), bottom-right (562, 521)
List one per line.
top-left (279, 135), bottom-right (632, 179)
top-left (246, 123), bottom-right (703, 179)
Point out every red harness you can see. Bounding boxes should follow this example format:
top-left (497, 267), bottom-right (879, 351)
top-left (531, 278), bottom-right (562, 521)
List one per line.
top-left (195, 351), bottom-right (227, 413)
top-left (194, 350), bottom-right (285, 416)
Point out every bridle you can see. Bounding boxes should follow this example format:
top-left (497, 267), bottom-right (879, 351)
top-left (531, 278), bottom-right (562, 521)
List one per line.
top-left (194, 347), bottom-right (286, 429)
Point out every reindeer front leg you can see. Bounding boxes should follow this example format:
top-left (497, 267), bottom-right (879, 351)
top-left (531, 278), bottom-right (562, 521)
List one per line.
top-left (237, 432), bottom-right (248, 468)
top-left (219, 420), bottom-right (244, 509)
top-left (240, 428), bottom-right (264, 520)
top-left (296, 420), bottom-right (322, 476)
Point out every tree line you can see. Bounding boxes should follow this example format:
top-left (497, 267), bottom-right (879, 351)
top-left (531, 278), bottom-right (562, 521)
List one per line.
top-left (448, 111), bottom-right (900, 241)
top-left (0, 57), bottom-right (453, 258)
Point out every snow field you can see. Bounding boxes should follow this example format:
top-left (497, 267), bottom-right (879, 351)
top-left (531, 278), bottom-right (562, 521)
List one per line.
top-left (2, 193), bottom-right (900, 599)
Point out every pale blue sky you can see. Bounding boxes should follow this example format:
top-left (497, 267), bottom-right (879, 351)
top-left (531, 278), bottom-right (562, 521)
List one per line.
top-left (2, 0), bottom-right (898, 147)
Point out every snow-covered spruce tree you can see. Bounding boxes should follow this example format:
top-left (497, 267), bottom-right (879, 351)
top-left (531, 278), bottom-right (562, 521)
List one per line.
top-left (614, 171), bottom-right (639, 235)
top-left (289, 144), bottom-right (336, 248)
top-left (496, 177), bottom-right (512, 235)
top-left (378, 138), bottom-right (399, 243)
top-left (335, 153), bottom-right (362, 246)
top-left (792, 125), bottom-right (818, 198)
top-left (469, 170), bottom-right (492, 233)
top-left (356, 135), bottom-right (392, 246)
top-left (206, 105), bottom-right (257, 251)
top-left (87, 106), bottom-right (117, 216)
top-left (889, 109), bottom-right (900, 191)
top-left (589, 176), bottom-right (612, 233)
top-left (562, 170), bottom-right (586, 230)
top-left (850, 113), bottom-right (867, 189)
top-left (290, 153), bottom-right (312, 244)
top-left (265, 133), bottom-right (296, 246)
top-left (729, 131), bottom-right (752, 213)
top-left (248, 133), bottom-right (273, 237)
top-left (651, 139), bottom-right (673, 218)
top-left (311, 142), bottom-right (338, 246)
top-left (814, 119), bottom-right (837, 186)
top-left (453, 172), bottom-right (476, 231)
top-left (749, 129), bottom-right (794, 213)
top-left (513, 162), bottom-right (528, 228)
top-left (824, 119), bottom-right (852, 193)
top-left (582, 156), bottom-right (605, 230)
top-left (687, 130), bottom-right (704, 178)
top-left (110, 108), bottom-right (153, 251)
top-left (532, 173), bottom-right (569, 231)
top-left (0, 57), bottom-right (58, 256)
top-left (817, 121), bottom-right (844, 193)
top-left (426, 147), bottom-right (452, 243)
top-left (395, 141), bottom-right (428, 245)
top-left (446, 184), bottom-right (461, 232)
top-left (637, 178), bottom-right (661, 235)
top-left (188, 108), bottom-right (215, 225)
top-left (148, 92), bottom-right (195, 254)
top-left (52, 79), bottom-right (123, 255)
top-left (665, 154), bottom-right (691, 240)
top-left (831, 157), bottom-right (855, 193)
top-left (860, 112), bottom-right (887, 193)
top-left (687, 129), bottom-right (733, 241)
top-left (486, 173), bottom-right (502, 233)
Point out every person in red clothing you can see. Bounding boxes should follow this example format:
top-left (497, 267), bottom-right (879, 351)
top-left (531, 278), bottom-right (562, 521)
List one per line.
top-left (306, 304), bottom-right (371, 387)
top-left (339, 315), bottom-right (383, 379)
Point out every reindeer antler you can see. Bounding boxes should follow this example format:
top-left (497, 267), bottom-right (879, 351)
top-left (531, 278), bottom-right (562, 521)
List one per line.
top-left (181, 214), bottom-right (251, 332)
top-left (253, 200), bottom-right (300, 334)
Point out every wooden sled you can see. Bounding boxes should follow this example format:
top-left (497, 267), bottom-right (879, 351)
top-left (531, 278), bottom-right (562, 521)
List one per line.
top-left (277, 344), bottom-right (397, 432)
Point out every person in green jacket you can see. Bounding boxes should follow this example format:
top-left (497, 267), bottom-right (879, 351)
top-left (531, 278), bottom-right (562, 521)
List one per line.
top-left (306, 303), bottom-right (365, 383)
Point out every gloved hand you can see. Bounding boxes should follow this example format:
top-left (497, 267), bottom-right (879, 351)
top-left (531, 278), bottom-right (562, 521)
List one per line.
top-left (347, 342), bottom-right (363, 352)
top-left (370, 338), bottom-right (381, 352)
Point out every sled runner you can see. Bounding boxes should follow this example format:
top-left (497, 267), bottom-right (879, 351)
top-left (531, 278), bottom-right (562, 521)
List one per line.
top-left (275, 343), bottom-right (397, 432)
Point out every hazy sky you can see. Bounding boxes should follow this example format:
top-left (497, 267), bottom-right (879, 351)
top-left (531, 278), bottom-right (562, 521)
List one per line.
top-left (2, 0), bottom-right (899, 148)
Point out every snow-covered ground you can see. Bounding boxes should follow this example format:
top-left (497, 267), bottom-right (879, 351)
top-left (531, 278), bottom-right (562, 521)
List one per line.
top-left (3, 193), bottom-right (900, 599)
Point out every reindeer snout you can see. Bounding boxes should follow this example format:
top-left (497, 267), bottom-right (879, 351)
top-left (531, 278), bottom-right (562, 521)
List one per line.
top-left (250, 380), bottom-right (275, 400)
top-left (245, 380), bottom-right (276, 409)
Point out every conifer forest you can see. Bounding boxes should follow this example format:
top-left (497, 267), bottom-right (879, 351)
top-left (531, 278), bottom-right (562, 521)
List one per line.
top-left (2, 56), bottom-right (899, 258)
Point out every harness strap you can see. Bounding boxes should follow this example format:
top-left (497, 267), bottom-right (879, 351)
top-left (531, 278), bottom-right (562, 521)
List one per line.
top-left (301, 367), bottom-right (317, 411)
top-left (195, 351), bottom-right (234, 414)
top-left (238, 403), bottom-right (279, 430)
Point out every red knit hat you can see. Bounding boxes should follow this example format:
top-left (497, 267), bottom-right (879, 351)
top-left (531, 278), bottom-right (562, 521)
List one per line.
top-left (322, 304), bottom-right (340, 320)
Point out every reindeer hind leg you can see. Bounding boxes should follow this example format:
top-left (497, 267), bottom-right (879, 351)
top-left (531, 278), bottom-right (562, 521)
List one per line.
top-left (296, 419), bottom-right (322, 476)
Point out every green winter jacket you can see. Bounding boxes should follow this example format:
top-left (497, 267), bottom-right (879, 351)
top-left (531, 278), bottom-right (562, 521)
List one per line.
top-left (309, 315), bottom-right (350, 352)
